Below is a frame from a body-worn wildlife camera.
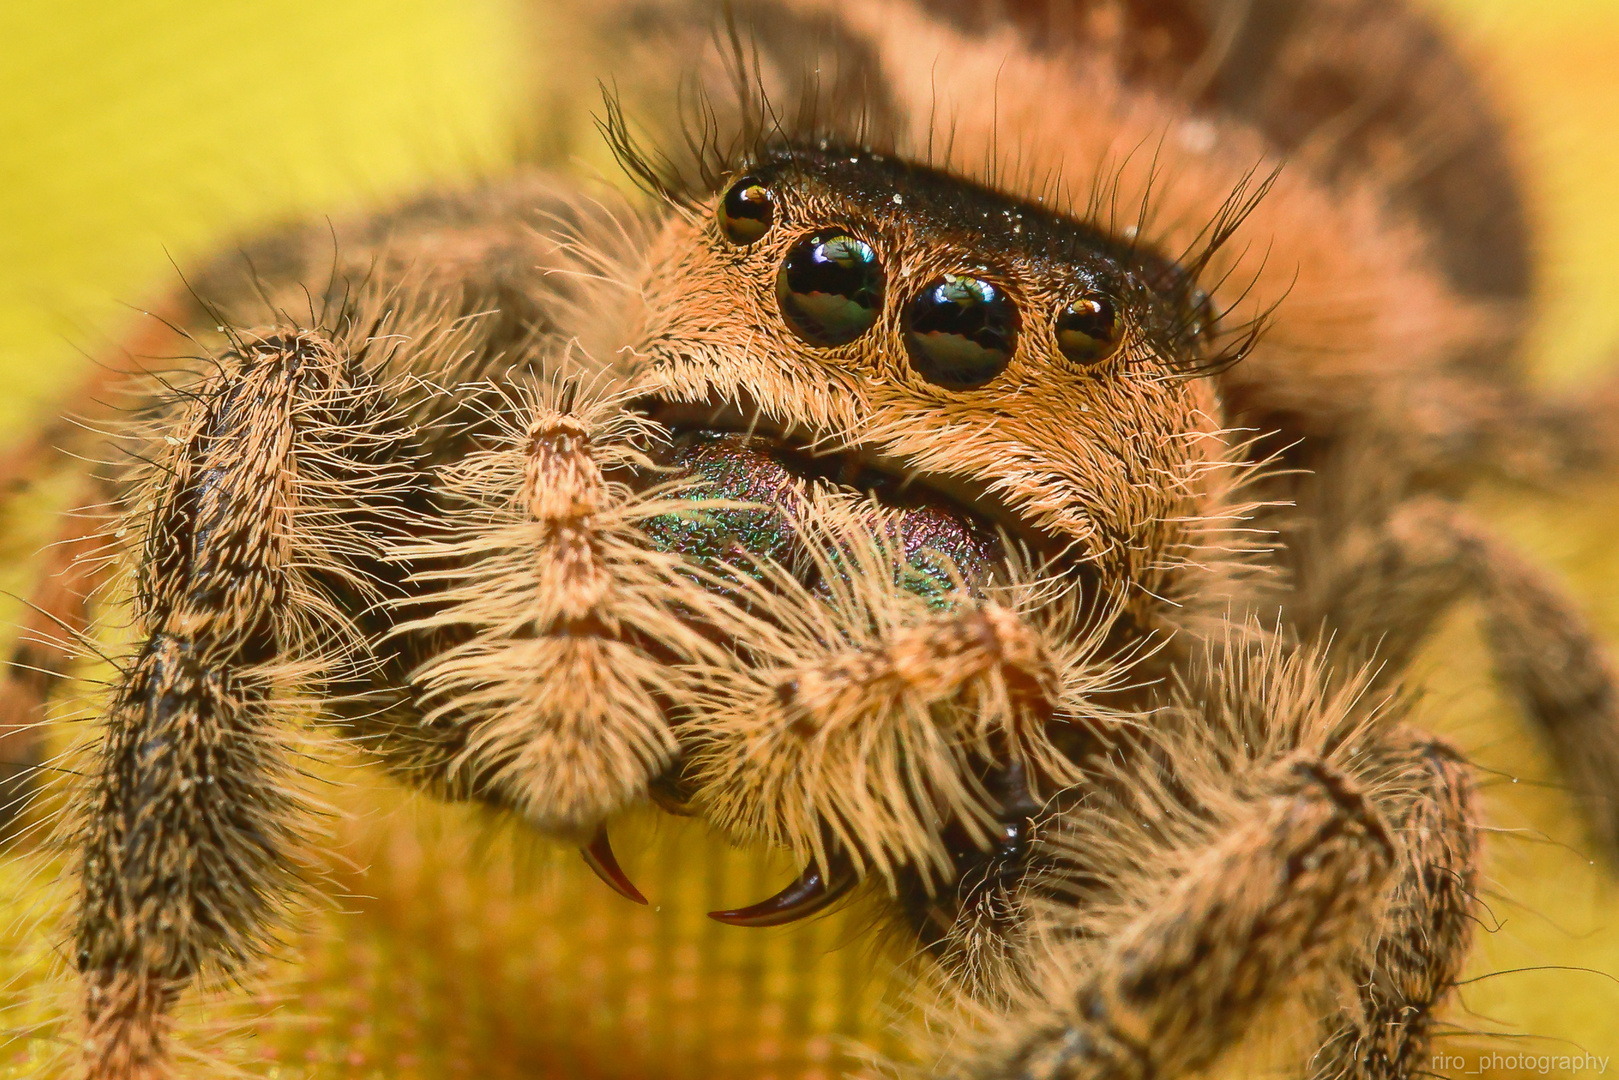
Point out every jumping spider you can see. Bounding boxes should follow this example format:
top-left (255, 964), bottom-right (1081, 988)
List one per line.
top-left (3, 0), bottom-right (1617, 1077)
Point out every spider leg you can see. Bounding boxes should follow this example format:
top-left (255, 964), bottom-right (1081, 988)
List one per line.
top-left (1492, 358), bottom-right (1619, 485)
top-left (1292, 494), bottom-right (1619, 859)
top-left (945, 642), bottom-right (1478, 1080)
top-left (0, 161), bottom-right (825, 1074)
top-left (377, 378), bottom-right (732, 838)
top-left (0, 169), bottom-right (640, 517)
top-left (69, 322), bottom-right (700, 1078)
top-left (0, 176), bottom-right (693, 1080)
top-left (74, 327), bottom-right (426, 1080)
top-left (1469, 529), bottom-right (1619, 853)
top-left (680, 515), bottom-right (1091, 891)
top-left (1313, 733), bottom-right (1479, 1080)
top-left (961, 753), bottom-right (1397, 1080)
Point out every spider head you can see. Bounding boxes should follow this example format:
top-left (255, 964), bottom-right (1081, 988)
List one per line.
top-left (630, 146), bottom-right (1232, 609)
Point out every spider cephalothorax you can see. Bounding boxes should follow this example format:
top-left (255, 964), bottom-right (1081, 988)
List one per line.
top-left (3, 1), bottom-right (1617, 1078)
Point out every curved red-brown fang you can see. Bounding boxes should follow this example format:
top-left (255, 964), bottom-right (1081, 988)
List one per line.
top-left (581, 826), bottom-right (648, 905)
top-left (707, 858), bottom-right (857, 927)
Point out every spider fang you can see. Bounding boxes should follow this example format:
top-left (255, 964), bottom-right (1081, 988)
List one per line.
top-left (707, 852), bottom-right (858, 927)
top-left (581, 826), bottom-right (649, 905)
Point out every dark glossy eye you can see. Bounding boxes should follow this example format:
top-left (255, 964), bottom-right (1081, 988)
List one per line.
top-left (1055, 297), bottom-right (1121, 366)
top-left (717, 176), bottom-right (775, 245)
top-left (903, 274), bottom-right (1018, 388)
top-left (776, 230), bottom-right (885, 346)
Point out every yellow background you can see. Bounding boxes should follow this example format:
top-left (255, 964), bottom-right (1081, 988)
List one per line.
top-left (1, 0), bottom-right (1617, 1077)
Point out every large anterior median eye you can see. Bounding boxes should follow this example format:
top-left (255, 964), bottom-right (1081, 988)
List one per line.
top-left (777, 231), bottom-right (885, 346)
top-left (1055, 296), bottom-right (1122, 367)
top-left (718, 176), bottom-right (774, 245)
top-left (903, 274), bottom-right (1018, 388)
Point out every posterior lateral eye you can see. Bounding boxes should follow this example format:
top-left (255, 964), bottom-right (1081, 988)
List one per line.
top-left (776, 230), bottom-right (885, 346)
top-left (1055, 296), bottom-right (1121, 367)
top-left (718, 176), bottom-right (775, 245)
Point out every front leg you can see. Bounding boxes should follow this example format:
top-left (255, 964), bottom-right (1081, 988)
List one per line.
top-left (75, 327), bottom-right (429, 1079)
top-left (72, 322), bottom-right (752, 1077)
top-left (943, 644), bottom-right (1478, 1080)
top-left (966, 757), bottom-right (1396, 1080)
top-left (42, 172), bottom-right (694, 1078)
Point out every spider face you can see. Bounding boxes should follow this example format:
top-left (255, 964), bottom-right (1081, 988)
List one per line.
top-left (631, 147), bottom-right (1226, 605)
top-left (605, 147), bottom-right (1241, 935)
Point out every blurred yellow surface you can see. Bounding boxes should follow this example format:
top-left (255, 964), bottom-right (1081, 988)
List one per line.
top-left (1, 0), bottom-right (1618, 1077)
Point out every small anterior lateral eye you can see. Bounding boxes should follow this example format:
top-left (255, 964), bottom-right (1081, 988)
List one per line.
top-left (1055, 297), bottom-right (1121, 366)
top-left (777, 231), bottom-right (885, 346)
top-left (718, 176), bottom-right (775, 245)
top-left (903, 274), bottom-right (1018, 388)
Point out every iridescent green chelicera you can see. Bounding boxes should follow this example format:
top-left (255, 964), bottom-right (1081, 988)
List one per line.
top-left (641, 436), bottom-right (999, 609)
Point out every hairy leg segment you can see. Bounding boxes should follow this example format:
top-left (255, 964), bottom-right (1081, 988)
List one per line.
top-left (946, 647), bottom-right (1479, 1080)
top-left (54, 176), bottom-right (711, 1076)
top-left (1286, 482), bottom-right (1619, 860)
top-left (74, 327), bottom-right (425, 1076)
